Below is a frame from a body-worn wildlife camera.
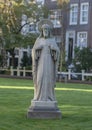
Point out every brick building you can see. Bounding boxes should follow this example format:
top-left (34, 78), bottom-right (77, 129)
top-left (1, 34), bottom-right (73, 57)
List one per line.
top-left (44, 0), bottom-right (62, 47)
top-left (66, 0), bottom-right (92, 62)
top-left (45, 0), bottom-right (92, 63)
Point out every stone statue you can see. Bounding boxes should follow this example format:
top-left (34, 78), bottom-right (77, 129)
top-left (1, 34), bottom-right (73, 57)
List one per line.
top-left (27, 19), bottom-right (61, 119)
top-left (32, 20), bottom-right (60, 101)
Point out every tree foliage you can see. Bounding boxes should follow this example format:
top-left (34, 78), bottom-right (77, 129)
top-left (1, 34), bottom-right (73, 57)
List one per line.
top-left (0, 0), bottom-right (47, 49)
top-left (73, 47), bottom-right (92, 72)
top-left (21, 53), bottom-right (32, 69)
top-left (0, 0), bottom-right (47, 67)
top-left (57, 0), bottom-right (69, 9)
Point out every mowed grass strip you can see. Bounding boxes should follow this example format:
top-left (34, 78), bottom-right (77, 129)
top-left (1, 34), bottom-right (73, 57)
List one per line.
top-left (0, 78), bottom-right (92, 130)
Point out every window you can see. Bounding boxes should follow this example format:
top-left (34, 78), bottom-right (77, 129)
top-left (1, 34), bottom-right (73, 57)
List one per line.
top-left (15, 49), bottom-right (19, 55)
top-left (77, 32), bottom-right (87, 49)
top-left (80, 3), bottom-right (89, 24)
top-left (50, 10), bottom-right (61, 28)
top-left (70, 4), bottom-right (78, 25)
top-left (29, 24), bottom-right (36, 32)
top-left (51, 0), bottom-right (56, 1)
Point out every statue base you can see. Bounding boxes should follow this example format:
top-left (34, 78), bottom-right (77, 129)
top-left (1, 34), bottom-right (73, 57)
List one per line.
top-left (27, 101), bottom-right (61, 119)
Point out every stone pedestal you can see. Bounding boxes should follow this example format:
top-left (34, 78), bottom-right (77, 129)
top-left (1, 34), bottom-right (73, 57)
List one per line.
top-left (27, 101), bottom-right (61, 119)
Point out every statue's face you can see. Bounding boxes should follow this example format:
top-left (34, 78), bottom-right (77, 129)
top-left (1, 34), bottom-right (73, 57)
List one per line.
top-left (43, 27), bottom-right (49, 38)
top-left (42, 24), bottom-right (49, 38)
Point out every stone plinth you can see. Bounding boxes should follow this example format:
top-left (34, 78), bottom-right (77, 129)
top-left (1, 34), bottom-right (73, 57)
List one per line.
top-left (27, 101), bottom-right (61, 119)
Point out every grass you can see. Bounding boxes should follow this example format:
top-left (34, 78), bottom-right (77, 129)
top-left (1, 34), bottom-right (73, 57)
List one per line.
top-left (0, 78), bottom-right (92, 130)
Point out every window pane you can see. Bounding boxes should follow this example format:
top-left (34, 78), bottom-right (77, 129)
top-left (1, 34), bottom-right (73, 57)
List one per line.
top-left (77, 32), bottom-right (87, 48)
top-left (80, 3), bottom-right (89, 24)
top-left (82, 5), bottom-right (88, 10)
top-left (50, 9), bottom-right (61, 27)
top-left (70, 4), bottom-right (78, 25)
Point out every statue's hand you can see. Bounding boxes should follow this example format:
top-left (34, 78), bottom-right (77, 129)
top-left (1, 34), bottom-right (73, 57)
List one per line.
top-left (36, 49), bottom-right (42, 60)
top-left (34, 45), bottom-right (43, 60)
top-left (49, 45), bottom-right (56, 51)
top-left (50, 49), bottom-right (57, 61)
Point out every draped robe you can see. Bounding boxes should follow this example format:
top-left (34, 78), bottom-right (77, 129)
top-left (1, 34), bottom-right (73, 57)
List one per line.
top-left (32, 37), bottom-right (60, 101)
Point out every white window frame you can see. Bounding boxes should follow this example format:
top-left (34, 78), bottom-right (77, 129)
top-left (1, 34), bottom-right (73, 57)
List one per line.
top-left (65, 31), bottom-right (75, 61)
top-left (77, 32), bottom-right (88, 49)
top-left (51, 0), bottom-right (56, 1)
top-left (80, 2), bottom-right (89, 24)
top-left (50, 9), bottom-right (61, 28)
top-left (69, 4), bottom-right (78, 25)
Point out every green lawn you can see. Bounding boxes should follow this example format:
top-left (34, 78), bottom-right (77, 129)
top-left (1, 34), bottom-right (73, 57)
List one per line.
top-left (0, 78), bottom-right (92, 130)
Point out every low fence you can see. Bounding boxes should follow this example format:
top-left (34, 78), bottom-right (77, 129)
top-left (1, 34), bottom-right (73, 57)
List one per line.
top-left (58, 69), bottom-right (92, 81)
top-left (0, 67), bottom-right (32, 77)
top-left (0, 67), bottom-right (92, 81)
top-left (10, 67), bottom-right (32, 77)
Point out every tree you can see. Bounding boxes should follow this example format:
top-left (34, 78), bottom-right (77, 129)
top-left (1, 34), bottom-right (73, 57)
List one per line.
top-left (0, 0), bottom-right (47, 67)
top-left (21, 53), bottom-right (32, 69)
top-left (58, 0), bottom-right (69, 5)
top-left (0, 54), bottom-right (3, 67)
top-left (73, 47), bottom-right (92, 72)
top-left (57, 0), bottom-right (70, 71)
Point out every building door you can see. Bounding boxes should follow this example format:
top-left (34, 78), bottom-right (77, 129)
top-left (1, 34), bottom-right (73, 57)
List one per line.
top-left (68, 38), bottom-right (73, 63)
top-left (65, 31), bottom-right (75, 63)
